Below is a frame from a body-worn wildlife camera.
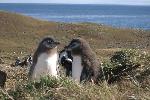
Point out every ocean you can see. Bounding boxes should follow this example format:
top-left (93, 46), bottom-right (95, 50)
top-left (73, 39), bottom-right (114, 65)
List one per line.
top-left (0, 3), bottom-right (150, 30)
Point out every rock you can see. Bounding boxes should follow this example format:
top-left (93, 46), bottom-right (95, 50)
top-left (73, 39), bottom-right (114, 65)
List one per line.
top-left (0, 70), bottom-right (7, 88)
top-left (0, 58), bottom-right (4, 64)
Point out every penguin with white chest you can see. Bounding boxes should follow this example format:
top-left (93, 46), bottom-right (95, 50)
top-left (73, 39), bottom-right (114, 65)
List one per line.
top-left (28, 37), bottom-right (60, 81)
top-left (66, 38), bottom-right (102, 83)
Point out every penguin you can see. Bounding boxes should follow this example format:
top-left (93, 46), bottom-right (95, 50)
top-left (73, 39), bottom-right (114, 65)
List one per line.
top-left (59, 48), bottom-right (73, 77)
top-left (23, 55), bottom-right (33, 67)
top-left (28, 37), bottom-right (60, 81)
top-left (66, 38), bottom-right (102, 83)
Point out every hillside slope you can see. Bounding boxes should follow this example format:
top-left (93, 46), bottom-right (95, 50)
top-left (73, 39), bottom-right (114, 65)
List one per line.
top-left (0, 11), bottom-right (150, 60)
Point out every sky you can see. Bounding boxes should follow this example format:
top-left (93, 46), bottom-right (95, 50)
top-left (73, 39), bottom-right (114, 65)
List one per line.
top-left (0, 0), bottom-right (150, 5)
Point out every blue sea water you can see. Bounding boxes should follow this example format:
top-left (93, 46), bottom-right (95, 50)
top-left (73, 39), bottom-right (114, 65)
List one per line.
top-left (0, 3), bottom-right (150, 30)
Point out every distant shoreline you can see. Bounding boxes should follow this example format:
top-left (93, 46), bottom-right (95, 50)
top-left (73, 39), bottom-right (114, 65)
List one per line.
top-left (0, 10), bottom-right (149, 31)
top-left (0, 3), bottom-right (150, 6)
top-left (0, 4), bottom-right (150, 30)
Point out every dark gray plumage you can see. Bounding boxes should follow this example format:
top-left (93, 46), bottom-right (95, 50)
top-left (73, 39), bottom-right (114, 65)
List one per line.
top-left (66, 38), bottom-right (102, 83)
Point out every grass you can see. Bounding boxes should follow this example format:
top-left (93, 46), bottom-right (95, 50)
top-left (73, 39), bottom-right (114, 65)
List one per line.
top-left (0, 11), bottom-right (150, 100)
top-left (0, 75), bottom-right (149, 100)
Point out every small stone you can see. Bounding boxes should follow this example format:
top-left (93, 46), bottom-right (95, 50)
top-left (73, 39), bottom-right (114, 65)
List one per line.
top-left (0, 58), bottom-right (4, 64)
top-left (128, 95), bottom-right (137, 100)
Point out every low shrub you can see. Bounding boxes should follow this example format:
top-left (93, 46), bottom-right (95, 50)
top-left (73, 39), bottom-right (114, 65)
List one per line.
top-left (101, 49), bottom-right (150, 84)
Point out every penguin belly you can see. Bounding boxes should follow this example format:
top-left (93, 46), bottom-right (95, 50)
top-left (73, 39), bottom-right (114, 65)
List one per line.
top-left (72, 56), bottom-right (83, 82)
top-left (32, 53), bottom-right (58, 80)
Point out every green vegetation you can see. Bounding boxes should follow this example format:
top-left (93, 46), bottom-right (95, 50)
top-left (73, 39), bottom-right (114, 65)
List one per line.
top-left (102, 49), bottom-right (150, 85)
top-left (0, 49), bottom-right (149, 100)
top-left (0, 11), bottom-right (150, 100)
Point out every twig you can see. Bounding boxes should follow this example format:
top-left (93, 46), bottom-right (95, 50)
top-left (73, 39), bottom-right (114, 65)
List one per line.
top-left (0, 88), bottom-right (14, 100)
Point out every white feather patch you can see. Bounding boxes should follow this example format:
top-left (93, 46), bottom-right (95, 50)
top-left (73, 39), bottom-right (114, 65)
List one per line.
top-left (72, 56), bottom-right (83, 82)
top-left (58, 51), bottom-right (67, 63)
top-left (66, 58), bottom-right (72, 62)
top-left (32, 53), bottom-right (58, 80)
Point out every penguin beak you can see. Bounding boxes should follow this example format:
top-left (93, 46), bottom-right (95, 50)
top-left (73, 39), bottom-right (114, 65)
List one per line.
top-left (51, 41), bottom-right (60, 48)
top-left (54, 41), bottom-right (60, 45)
top-left (66, 43), bottom-right (79, 51)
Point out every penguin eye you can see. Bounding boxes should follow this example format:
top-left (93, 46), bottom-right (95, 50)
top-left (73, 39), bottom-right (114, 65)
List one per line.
top-left (47, 40), bottom-right (53, 44)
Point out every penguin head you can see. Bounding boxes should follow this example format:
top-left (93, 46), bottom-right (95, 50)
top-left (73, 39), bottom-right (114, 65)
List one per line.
top-left (66, 38), bottom-right (82, 55)
top-left (41, 37), bottom-right (60, 49)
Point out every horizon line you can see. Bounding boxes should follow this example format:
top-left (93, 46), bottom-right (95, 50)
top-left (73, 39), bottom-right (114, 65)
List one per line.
top-left (0, 3), bottom-right (150, 6)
